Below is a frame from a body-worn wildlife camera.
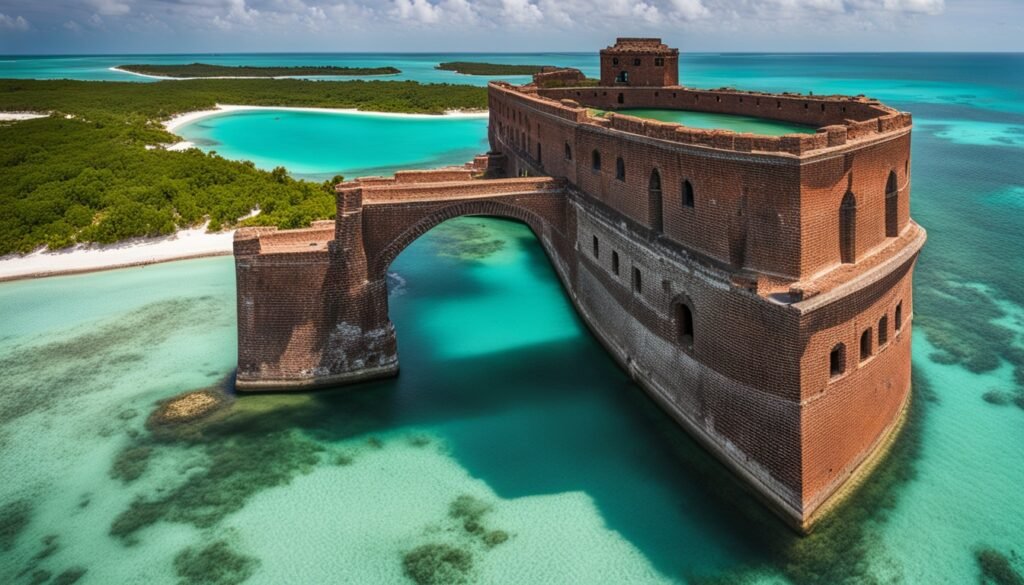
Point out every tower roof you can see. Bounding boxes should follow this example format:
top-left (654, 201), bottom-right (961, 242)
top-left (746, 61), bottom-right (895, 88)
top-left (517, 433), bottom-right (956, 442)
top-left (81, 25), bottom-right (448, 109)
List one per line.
top-left (601, 38), bottom-right (678, 55)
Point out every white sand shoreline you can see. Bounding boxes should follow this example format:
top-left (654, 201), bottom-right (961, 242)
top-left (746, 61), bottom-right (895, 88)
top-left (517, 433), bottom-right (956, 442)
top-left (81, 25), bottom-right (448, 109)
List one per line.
top-left (163, 103), bottom-right (488, 132)
top-left (0, 225), bottom-right (236, 282)
top-left (0, 111), bottom-right (49, 121)
top-left (109, 66), bottom-right (401, 81)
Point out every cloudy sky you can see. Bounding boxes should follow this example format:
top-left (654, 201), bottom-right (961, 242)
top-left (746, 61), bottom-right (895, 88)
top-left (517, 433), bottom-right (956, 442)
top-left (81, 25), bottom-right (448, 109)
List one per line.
top-left (1, 0), bottom-right (1021, 54)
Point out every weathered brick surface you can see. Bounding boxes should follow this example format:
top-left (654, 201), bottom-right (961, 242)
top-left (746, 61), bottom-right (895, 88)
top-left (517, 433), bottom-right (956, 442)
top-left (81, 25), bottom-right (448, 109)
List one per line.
top-left (233, 39), bottom-right (923, 532)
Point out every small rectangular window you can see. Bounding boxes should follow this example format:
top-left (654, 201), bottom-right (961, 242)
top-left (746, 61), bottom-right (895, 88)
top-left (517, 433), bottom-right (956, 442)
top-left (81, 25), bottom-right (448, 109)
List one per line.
top-left (592, 236), bottom-right (599, 259)
top-left (895, 302), bottom-right (903, 331)
top-left (633, 58), bottom-right (641, 66)
top-left (654, 57), bottom-right (664, 67)
top-left (632, 267), bottom-right (642, 294)
top-left (612, 251), bottom-right (620, 275)
top-left (860, 329), bottom-right (873, 361)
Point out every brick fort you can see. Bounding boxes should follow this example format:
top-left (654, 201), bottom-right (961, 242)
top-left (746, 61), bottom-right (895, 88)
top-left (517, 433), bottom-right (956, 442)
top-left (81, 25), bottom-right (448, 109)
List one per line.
top-left (231, 38), bottom-right (926, 532)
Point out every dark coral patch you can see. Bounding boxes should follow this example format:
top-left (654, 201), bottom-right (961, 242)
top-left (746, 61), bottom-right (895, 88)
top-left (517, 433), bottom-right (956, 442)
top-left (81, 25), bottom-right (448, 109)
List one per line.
top-left (402, 543), bottom-right (474, 585)
top-left (173, 540), bottom-right (258, 585)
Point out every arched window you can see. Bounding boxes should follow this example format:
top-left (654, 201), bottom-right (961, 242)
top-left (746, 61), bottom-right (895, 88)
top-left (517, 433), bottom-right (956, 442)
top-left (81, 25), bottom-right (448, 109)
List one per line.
top-left (592, 150), bottom-right (601, 171)
top-left (682, 180), bottom-right (694, 208)
top-left (632, 267), bottom-right (642, 294)
top-left (649, 169), bottom-right (663, 232)
top-left (592, 236), bottom-right (599, 258)
top-left (840, 191), bottom-right (857, 264)
top-left (612, 251), bottom-right (620, 275)
top-left (675, 302), bottom-right (694, 347)
top-left (565, 142), bottom-right (572, 161)
top-left (860, 328), bottom-right (873, 361)
top-left (615, 157), bottom-right (626, 181)
top-left (878, 315), bottom-right (889, 346)
top-left (617, 92), bottom-right (624, 105)
top-left (895, 302), bottom-right (903, 331)
top-left (885, 171), bottom-right (899, 237)
top-left (830, 344), bottom-right (846, 378)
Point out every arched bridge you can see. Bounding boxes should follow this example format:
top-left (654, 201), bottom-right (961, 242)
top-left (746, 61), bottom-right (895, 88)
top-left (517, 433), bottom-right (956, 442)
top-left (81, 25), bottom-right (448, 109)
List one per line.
top-left (233, 166), bottom-right (572, 390)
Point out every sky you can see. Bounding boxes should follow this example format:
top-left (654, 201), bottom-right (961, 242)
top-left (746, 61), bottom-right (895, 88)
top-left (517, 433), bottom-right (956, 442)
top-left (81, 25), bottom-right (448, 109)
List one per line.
top-left (0, 0), bottom-right (1022, 54)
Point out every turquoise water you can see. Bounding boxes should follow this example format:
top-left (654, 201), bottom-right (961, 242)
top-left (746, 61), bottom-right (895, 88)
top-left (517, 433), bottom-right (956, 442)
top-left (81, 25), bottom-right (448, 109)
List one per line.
top-left (3, 53), bottom-right (1024, 584)
top-left (173, 110), bottom-right (488, 180)
top-left (595, 108), bottom-right (817, 135)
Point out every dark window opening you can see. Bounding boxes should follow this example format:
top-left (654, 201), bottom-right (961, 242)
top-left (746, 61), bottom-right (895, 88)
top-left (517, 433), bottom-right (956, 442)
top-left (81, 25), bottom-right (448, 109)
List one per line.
top-left (649, 169), bottom-right (663, 232)
top-left (612, 251), bottom-right (620, 275)
top-left (632, 267), bottom-right (642, 294)
top-left (878, 315), bottom-right (889, 346)
top-left (840, 191), bottom-right (857, 264)
top-left (830, 344), bottom-right (846, 377)
top-left (592, 236), bottom-right (599, 258)
top-left (885, 170), bottom-right (899, 237)
top-left (682, 180), bottom-right (695, 208)
top-left (616, 157), bottom-right (626, 181)
top-left (860, 329), bottom-right (873, 361)
top-left (617, 92), bottom-right (624, 105)
top-left (895, 302), bottom-right (903, 331)
top-left (676, 303), bottom-right (694, 346)
top-left (536, 142), bottom-right (542, 164)
top-left (591, 149), bottom-right (601, 171)
top-left (564, 142), bottom-right (572, 161)
top-left (655, 57), bottom-right (665, 66)
top-left (612, 57), bottom-right (619, 65)
top-left (633, 58), bottom-right (641, 66)
top-left (616, 71), bottom-right (628, 84)
top-left (821, 103), bottom-right (826, 112)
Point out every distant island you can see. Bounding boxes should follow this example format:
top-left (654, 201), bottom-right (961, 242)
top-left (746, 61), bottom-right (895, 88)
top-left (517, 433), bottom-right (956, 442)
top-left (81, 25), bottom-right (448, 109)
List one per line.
top-left (436, 62), bottom-right (551, 76)
top-left (117, 63), bottom-right (402, 79)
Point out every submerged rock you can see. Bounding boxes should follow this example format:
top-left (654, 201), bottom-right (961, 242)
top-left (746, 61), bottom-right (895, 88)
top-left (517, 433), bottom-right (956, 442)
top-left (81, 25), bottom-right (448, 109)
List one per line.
top-left (976, 548), bottom-right (1024, 585)
top-left (0, 498), bottom-right (32, 551)
top-left (151, 390), bottom-right (225, 424)
top-left (173, 540), bottom-right (258, 585)
top-left (982, 390), bottom-right (1012, 406)
top-left (402, 543), bottom-right (473, 585)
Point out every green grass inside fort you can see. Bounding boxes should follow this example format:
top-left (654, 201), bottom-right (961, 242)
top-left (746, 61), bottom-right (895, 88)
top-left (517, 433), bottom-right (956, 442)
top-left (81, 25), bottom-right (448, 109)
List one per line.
top-left (0, 79), bottom-right (488, 255)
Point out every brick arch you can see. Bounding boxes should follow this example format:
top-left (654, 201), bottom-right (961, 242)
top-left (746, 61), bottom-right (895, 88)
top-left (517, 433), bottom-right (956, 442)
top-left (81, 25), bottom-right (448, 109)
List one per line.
top-left (368, 199), bottom-right (549, 279)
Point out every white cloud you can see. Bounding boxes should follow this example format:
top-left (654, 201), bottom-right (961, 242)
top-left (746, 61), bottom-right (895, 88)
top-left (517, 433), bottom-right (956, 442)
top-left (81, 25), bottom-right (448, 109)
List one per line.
top-left (87, 0), bottom-right (132, 16)
top-left (0, 13), bottom-right (30, 30)
top-left (500, 0), bottom-right (543, 25)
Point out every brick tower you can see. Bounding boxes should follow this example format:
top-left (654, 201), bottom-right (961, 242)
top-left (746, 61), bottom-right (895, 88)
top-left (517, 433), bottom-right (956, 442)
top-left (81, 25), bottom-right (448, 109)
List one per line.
top-left (600, 37), bottom-right (679, 87)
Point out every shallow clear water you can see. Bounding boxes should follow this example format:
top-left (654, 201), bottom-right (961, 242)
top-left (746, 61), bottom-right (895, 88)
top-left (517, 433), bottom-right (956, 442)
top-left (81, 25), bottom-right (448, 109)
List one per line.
top-left (2, 53), bottom-right (1024, 584)
top-left (595, 108), bottom-right (817, 135)
top-left (173, 109), bottom-right (488, 180)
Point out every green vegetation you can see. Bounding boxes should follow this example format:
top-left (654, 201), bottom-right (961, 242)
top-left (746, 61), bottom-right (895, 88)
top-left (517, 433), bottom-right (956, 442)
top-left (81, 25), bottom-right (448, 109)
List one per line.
top-left (402, 543), bottom-right (474, 585)
top-left (436, 61), bottom-right (549, 75)
top-left (173, 540), bottom-right (258, 585)
top-left (0, 78), bottom-right (487, 255)
top-left (118, 63), bottom-right (400, 78)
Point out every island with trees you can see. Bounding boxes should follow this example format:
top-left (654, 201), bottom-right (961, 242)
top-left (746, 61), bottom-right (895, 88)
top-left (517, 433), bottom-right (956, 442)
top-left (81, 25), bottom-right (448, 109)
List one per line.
top-left (435, 62), bottom-right (551, 76)
top-left (0, 79), bottom-right (487, 255)
top-left (117, 63), bottom-right (402, 79)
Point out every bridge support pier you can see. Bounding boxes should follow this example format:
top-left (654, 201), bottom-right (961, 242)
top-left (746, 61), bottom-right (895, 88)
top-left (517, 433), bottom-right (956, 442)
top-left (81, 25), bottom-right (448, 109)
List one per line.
top-left (234, 185), bottom-right (400, 391)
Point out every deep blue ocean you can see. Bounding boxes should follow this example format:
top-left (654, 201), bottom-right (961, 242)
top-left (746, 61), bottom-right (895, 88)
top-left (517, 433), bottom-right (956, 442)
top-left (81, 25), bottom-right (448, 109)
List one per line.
top-left (0, 53), bottom-right (1022, 584)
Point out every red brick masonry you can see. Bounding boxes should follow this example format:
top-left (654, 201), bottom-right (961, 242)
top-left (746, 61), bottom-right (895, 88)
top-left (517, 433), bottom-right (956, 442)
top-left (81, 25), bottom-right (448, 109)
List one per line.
top-left (233, 39), bottom-right (924, 532)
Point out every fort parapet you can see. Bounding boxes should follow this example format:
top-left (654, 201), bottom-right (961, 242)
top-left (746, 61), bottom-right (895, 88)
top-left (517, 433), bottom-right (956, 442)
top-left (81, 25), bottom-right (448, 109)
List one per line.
top-left (232, 39), bottom-right (924, 533)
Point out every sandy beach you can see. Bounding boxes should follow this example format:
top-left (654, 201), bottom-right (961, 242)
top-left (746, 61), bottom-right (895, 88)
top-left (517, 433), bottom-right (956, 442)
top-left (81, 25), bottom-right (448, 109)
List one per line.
top-left (110, 66), bottom-right (402, 81)
top-left (162, 103), bottom-right (488, 133)
top-left (0, 112), bottom-right (48, 121)
top-left (0, 225), bottom-right (235, 282)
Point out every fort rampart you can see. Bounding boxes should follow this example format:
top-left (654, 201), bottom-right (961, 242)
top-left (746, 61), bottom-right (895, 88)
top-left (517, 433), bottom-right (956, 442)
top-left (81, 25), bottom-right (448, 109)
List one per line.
top-left (232, 39), bottom-right (924, 532)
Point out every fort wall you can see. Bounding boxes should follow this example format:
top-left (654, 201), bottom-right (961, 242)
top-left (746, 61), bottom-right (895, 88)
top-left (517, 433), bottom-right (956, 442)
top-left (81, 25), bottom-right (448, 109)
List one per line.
top-left (232, 39), bottom-right (923, 532)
